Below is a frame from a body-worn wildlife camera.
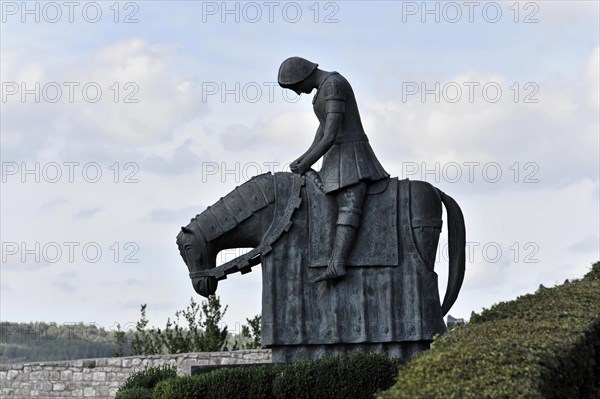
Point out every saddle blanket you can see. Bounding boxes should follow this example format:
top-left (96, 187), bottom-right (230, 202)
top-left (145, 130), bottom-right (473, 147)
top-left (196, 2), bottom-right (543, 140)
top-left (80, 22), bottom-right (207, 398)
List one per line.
top-left (307, 177), bottom-right (399, 267)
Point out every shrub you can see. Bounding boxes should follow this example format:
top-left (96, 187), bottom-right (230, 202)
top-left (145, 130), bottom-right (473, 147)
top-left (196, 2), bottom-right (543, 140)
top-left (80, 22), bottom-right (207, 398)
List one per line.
top-left (584, 260), bottom-right (600, 281)
top-left (380, 263), bottom-right (600, 399)
top-left (117, 364), bottom-right (177, 393)
top-left (115, 387), bottom-right (153, 399)
top-left (153, 376), bottom-right (206, 399)
top-left (153, 352), bottom-right (398, 399)
top-left (273, 352), bottom-right (399, 399)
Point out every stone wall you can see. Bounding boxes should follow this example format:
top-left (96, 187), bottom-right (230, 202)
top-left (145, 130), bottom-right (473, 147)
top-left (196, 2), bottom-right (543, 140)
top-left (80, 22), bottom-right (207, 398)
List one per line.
top-left (0, 349), bottom-right (272, 398)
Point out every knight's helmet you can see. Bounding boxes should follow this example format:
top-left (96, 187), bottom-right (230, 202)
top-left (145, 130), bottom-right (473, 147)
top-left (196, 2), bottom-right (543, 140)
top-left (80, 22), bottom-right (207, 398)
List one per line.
top-left (278, 57), bottom-right (318, 88)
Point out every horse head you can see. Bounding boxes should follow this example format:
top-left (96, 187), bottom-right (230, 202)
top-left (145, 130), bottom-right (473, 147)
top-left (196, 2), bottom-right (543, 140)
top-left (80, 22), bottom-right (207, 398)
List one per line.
top-left (176, 219), bottom-right (218, 298)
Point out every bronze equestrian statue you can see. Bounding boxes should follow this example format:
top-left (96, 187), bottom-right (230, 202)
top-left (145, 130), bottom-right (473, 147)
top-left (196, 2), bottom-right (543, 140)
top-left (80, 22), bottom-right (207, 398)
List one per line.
top-left (177, 58), bottom-right (466, 363)
top-left (278, 57), bottom-right (389, 282)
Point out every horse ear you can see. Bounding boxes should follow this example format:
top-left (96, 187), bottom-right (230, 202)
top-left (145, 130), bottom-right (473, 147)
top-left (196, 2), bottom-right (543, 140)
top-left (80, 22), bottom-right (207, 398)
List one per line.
top-left (181, 226), bottom-right (194, 235)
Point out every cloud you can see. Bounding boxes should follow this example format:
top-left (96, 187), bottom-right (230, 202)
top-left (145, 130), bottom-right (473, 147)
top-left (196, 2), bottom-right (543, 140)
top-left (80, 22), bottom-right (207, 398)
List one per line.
top-left (1, 258), bottom-right (52, 273)
top-left (148, 205), bottom-right (203, 224)
top-left (1, 38), bottom-right (209, 165)
top-left (586, 46), bottom-right (599, 109)
top-left (124, 278), bottom-right (143, 286)
top-left (38, 198), bottom-right (69, 212)
top-left (0, 282), bottom-right (12, 293)
top-left (74, 207), bottom-right (104, 219)
top-left (53, 280), bottom-right (76, 292)
top-left (140, 140), bottom-right (202, 176)
top-left (568, 235), bottom-right (600, 253)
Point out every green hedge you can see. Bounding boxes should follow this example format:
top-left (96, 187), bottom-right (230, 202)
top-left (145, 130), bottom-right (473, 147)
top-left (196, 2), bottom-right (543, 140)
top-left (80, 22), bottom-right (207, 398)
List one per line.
top-left (116, 364), bottom-right (177, 398)
top-left (380, 261), bottom-right (600, 399)
top-left (153, 352), bottom-right (398, 399)
top-left (272, 351), bottom-right (399, 399)
top-left (115, 387), bottom-right (153, 399)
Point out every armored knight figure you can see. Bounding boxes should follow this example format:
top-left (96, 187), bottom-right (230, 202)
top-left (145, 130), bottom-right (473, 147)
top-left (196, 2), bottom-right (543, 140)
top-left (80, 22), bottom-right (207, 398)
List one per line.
top-left (278, 56), bottom-right (389, 282)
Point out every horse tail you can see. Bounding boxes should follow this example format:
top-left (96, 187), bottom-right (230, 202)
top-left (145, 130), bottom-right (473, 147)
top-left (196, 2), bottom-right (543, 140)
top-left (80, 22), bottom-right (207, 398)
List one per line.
top-left (437, 189), bottom-right (466, 316)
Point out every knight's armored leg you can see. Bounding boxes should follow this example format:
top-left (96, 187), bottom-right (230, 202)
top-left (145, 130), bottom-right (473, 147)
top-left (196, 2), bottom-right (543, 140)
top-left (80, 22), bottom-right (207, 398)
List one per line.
top-left (314, 182), bottom-right (366, 282)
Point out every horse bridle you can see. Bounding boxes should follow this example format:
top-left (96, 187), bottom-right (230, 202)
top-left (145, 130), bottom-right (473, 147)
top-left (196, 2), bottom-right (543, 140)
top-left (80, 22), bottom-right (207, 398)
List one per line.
top-left (188, 173), bottom-right (304, 281)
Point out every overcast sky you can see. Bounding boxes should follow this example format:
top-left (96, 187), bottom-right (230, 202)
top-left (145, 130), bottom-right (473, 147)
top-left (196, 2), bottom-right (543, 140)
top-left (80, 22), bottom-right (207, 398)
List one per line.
top-left (1, 1), bottom-right (598, 338)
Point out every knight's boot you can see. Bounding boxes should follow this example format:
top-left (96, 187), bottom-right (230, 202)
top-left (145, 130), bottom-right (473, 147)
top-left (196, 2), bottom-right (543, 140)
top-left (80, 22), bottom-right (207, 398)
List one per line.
top-left (314, 207), bottom-right (361, 282)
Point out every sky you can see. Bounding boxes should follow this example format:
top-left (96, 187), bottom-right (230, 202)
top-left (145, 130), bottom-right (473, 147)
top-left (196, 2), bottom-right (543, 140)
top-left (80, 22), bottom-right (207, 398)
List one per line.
top-left (1, 1), bottom-right (599, 339)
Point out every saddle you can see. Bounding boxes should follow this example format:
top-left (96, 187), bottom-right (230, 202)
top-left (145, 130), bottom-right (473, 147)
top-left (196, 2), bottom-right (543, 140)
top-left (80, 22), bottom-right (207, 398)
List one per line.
top-left (306, 176), bottom-right (399, 267)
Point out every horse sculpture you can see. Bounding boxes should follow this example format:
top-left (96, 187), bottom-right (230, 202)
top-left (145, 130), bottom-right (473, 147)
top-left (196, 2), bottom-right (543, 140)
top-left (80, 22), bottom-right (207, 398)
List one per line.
top-left (177, 171), bottom-right (465, 362)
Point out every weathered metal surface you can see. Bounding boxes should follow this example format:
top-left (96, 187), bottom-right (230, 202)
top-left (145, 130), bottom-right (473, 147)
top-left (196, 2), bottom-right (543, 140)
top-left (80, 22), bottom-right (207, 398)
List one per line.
top-left (261, 176), bottom-right (446, 348)
top-left (178, 171), bottom-right (465, 362)
top-left (307, 177), bottom-right (398, 267)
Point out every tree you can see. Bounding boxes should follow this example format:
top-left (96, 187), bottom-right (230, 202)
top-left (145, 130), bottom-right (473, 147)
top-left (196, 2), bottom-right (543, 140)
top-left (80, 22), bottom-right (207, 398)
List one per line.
top-left (240, 315), bottom-right (262, 349)
top-left (198, 295), bottom-right (229, 352)
top-left (161, 298), bottom-right (202, 354)
top-left (112, 323), bottom-right (126, 357)
top-left (131, 304), bottom-right (162, 355)
top-left (129, 296), bottom-right (232, 355)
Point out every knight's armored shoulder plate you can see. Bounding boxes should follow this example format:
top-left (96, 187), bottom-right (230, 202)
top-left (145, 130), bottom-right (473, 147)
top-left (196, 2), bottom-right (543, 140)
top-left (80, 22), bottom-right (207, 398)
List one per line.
top-left (323, 74), bottom-right (345, 114)
top-left (323, 74), bottom-right (344, 101)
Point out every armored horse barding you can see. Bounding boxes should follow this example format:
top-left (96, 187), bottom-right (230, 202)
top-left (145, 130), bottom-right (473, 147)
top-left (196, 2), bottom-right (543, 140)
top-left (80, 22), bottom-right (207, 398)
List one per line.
top-left (177, 171), bottom-right (465, 362)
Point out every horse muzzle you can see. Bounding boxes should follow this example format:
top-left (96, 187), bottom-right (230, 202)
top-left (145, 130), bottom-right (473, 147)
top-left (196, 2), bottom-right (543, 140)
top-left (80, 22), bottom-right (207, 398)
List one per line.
top-left (192, 276), bottom-right (218, 298)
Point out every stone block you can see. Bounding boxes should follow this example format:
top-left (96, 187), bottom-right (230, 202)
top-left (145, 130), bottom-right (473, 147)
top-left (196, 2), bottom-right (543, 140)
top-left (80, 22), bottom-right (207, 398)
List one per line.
top-left (92, 372), bottom-right (106, 381)
top-left (83, 386), bottom-right (96, 397)
top-left (7, 370), bottom-right (19, 380)
top-left (52, 382), bottom-right (65, 391)
top-left (97, 385), bottom-right (109, 396)
top-left (48, 370), bottom-right (60, 381)
top-left (14, 388), bottom-right (31, 396)
top-left (60, 370), bottom-right (73, 380)
top-left (107, 358), bottom-right (122, 367)
top-left (29, 370), bottom-right (44, 381)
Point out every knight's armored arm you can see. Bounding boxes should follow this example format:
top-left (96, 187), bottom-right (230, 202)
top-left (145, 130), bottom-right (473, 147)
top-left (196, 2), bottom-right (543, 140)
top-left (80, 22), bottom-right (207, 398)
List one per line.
top-left (294, 125), bottom-right (324, 164)
top-left (298, 106), bottom-right (343, 171)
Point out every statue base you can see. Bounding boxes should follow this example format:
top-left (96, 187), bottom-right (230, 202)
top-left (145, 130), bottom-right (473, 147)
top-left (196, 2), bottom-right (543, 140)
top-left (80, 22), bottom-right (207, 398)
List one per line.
top-left (269, 341), bottom-right (431, 363)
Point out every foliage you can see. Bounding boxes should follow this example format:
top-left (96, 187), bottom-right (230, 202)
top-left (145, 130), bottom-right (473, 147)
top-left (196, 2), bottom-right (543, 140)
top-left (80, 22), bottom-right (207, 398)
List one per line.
top-left (153, 376), bottom-right (206, 399)
top-left (197, 295), bottom-right (229, 352)
top-left (380, 262), bottom-right (600, 399)
top-left (240, 315), bottom-right (262, 349)
top-left (114, 387), bottom-right (153, 399)
top-left (112, 323), bottom-right (127, 357)
top-left (131, 305), bottom-right (162, 356)
top-left (0, 322), bottom-right (114, 363)
top-left (273, 352), bottom-right (399, 399)
top-left (153, 352), bottom-right (398, 399)
top-left (118, 364), bottom-right (177, 393)
top-left (128, 296), bottom-right (231, 356)
top-left (584, 260), bottom-right (600, 281)
top-left (161, 298), bottom-right (202, 354)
